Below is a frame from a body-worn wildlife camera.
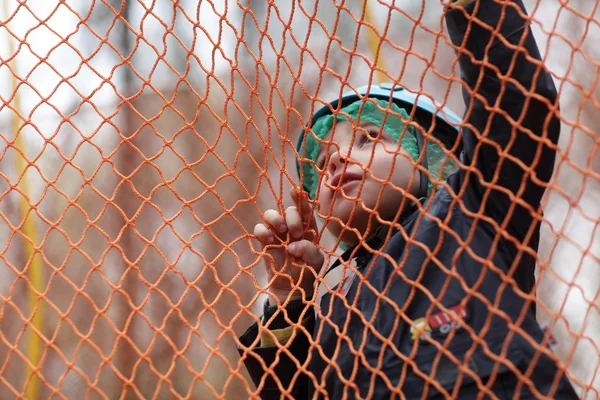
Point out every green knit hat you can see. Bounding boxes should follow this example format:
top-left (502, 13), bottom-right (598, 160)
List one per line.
top-left (300, 98), bottom-right (459, 200)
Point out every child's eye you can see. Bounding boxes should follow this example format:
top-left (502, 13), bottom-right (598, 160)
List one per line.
top-left (316, 154), bottom-right (326, 170)
top-left (358, 129), bottom-right (380, 146)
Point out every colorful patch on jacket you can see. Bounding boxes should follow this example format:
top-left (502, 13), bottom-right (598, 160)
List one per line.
top-left (410, 303), bottom-right (468, 342)
top-left (338, 272), bottom-right (356, 297)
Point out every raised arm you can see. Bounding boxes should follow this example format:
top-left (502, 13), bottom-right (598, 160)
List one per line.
top-left (445, 0), bottom-right (560, 241)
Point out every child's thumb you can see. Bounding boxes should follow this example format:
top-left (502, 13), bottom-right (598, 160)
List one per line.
top-left (288, 240), bottom-right (324, 269)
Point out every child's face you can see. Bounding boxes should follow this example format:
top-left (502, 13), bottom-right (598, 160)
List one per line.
top-left (315, 120), bottom-right (421, 246)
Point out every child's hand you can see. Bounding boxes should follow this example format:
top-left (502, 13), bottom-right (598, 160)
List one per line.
top-left (254, 188), bottom-right (324, 302)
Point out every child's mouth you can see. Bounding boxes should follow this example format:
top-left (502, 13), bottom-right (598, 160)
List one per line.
top-left (330, 172), bottom-right (363, 189)
top-left (339, 180), bottom-right (360, 191)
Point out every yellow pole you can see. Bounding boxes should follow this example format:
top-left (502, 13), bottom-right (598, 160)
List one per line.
top-left (363, 0), bottom-right (387, 84)
top-left (2, 1), bottom-right (45, 398)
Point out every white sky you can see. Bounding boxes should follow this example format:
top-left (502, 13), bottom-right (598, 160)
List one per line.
top-left (0, 0), bottom-right (238, 140)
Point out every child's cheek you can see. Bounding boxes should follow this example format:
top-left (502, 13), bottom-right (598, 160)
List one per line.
top-left (370, 154), bottom-right (415, 192)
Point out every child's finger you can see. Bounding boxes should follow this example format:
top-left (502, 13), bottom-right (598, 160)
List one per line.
top-left (285, 206), bottom-right (303, 239)
top-left (254, 223), bottom-right (275, 245)
top-left (290, 188), bottom-right (312, 221)
top-left (288, 240), bottom-right (324, 270)
top-left (263, 209), bottom-right (287, 234)
top-left (290, 187), bottom-right (299, 204)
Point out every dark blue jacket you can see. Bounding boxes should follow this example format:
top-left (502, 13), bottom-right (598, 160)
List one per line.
top-left (238, 1), bottom-right (579, 398)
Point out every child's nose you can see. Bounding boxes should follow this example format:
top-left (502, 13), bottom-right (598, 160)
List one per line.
top-left (328, 150), bottom-right (347, 174)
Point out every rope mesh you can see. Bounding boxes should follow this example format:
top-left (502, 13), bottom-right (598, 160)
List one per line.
top-left (0, 0), bottom-right (598, 398)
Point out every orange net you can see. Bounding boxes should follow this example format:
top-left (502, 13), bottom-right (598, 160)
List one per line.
top-left (0, 0), bottom-right (598, 398)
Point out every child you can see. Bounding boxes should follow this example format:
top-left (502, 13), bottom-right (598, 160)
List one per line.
top-left (238, 0), bottom-right (579, 398)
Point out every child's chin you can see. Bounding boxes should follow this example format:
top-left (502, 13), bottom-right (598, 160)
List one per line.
top-left (326, 197), bottom-right (403, 236)
top-left (326, 206), bottom-right (372, 235)
top-left (329, 200), bottom-right (367, 223)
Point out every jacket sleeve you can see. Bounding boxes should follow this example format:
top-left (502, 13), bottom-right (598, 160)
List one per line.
top-left (444, 0), bottom-right (560, 243)
top-left (237, 301), bottom-right (315, 399)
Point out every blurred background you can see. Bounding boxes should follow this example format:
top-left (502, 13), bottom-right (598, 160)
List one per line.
top-left (0, 0), bottom-right (598, 398)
